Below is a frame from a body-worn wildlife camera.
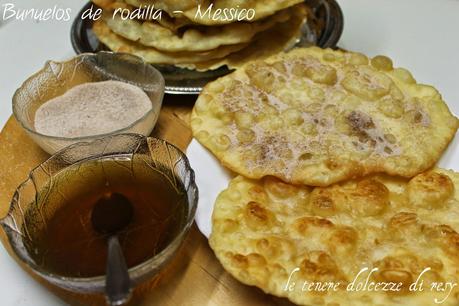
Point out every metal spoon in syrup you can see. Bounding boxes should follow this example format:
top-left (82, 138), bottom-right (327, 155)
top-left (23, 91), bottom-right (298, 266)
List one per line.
top-left (91, 192), bottom-right (134, 306)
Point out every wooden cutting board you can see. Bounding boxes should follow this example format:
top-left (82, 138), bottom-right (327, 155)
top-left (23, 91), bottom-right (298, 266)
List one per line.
top-left (0, 95), bottom-right (294, 306)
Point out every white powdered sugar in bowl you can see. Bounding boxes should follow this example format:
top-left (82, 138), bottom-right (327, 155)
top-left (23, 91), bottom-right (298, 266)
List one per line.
top-left (34, 80), bottom-right (152, 138)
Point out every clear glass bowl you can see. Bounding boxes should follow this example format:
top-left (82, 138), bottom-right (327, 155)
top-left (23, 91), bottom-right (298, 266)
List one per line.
top-left (13, 52), bottom-right (165, 154)
top-left (0, 134), bottom-right (198, 294)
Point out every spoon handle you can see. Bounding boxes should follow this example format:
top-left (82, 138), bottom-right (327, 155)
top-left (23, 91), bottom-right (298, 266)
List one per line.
top-left (106, 236), bottom-right (132, 306)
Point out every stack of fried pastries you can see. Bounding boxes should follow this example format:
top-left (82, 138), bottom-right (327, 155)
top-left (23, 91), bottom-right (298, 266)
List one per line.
top-left (91, 0), bottom-right (308, 70)
top-left (191, 47), bottom-right (459, 305)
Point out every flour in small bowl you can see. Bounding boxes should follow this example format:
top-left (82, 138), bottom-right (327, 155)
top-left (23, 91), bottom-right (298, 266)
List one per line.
top-left (34, 80), bottom-right (152, 138)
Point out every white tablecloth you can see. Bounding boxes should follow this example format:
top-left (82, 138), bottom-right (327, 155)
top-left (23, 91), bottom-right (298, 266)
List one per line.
top-left (0, 0), bottom-right (458, 305)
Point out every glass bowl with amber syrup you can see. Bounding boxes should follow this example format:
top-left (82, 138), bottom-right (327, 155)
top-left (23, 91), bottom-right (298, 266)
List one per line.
top-left (0, 133), bottom-right (198, 294)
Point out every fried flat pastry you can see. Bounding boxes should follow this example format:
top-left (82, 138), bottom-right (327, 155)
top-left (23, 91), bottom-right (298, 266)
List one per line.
top-left (125, 0), bottom-right (303, 25)
top-left (104, 7), bottom-right (290, 52)
top-left (124, 0), bottom-right (197, 15)
top-left (177, 4), bottom-right (307, 71)
top-left (154, 13), bottom-right (192, 32)
top-left (210, 170), bottom-right (459, 305)
top-left (93, 0), bottom-right (194, 32)
top-left (191, 47), bottom-right (459, 186)
top-left (92, 20), bottom-right (249, 64)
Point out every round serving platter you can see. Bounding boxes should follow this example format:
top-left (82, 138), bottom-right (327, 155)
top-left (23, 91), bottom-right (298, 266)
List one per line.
top-left (71, 0), bottom-right (344, 95)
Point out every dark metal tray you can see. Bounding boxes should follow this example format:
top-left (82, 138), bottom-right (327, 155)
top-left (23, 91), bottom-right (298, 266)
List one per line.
top-left (71, 0), bottom-right (344, 95)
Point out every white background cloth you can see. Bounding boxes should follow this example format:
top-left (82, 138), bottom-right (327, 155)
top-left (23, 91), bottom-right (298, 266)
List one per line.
top-left (0, 0), bottom-right (458, 305)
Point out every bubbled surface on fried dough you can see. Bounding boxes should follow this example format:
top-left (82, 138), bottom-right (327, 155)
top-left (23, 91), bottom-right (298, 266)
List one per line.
top-left (210, 170), bottom-right (459, 306)
top-left (191, 47), bottom-right (459, 186)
